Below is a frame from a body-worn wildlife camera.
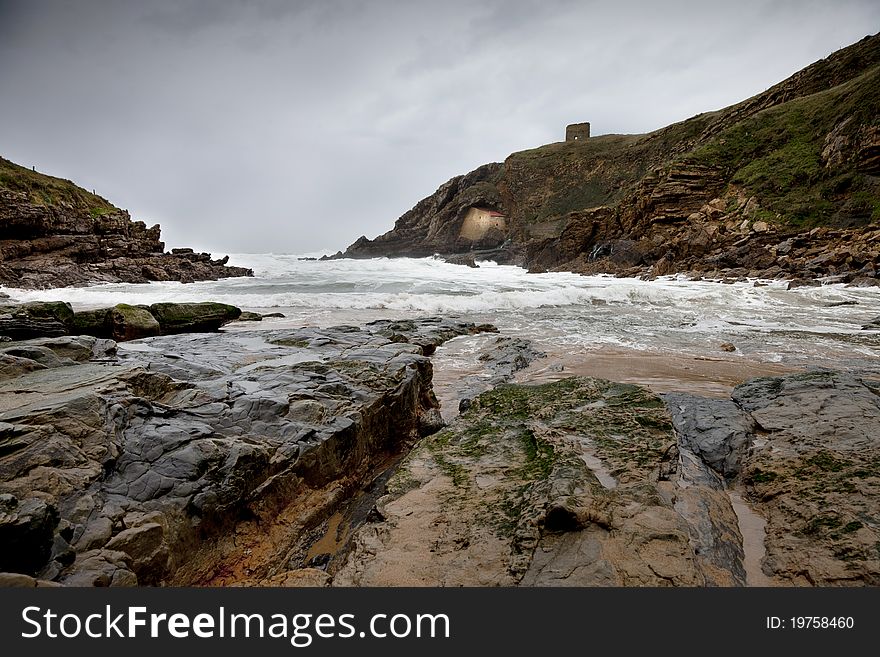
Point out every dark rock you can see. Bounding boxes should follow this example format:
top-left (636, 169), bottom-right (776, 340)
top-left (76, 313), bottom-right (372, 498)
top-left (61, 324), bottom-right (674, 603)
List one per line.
top-left (476, 336), bottom-right (545, 386)
top-left (237, 311), bottom-right (263, 321)
top-left (664, 393), bottom-right (755, 478)
top-left (0, 318), bottom-right (486, 584)
top-left (150, 302), bottom-right (241, 333)
top-left (443, 254), bottom-right (479, 268)
top-left (0, 158), bottom-right (253, 289)
top-left (0, 301), bottom-right (73, 339)
top-left (109, 304), bottom-right (161, 341)
top-left (787, 278), bottom-right (822, 289)
top-left (0, 495), bottom-right (59, 575)
top-left (69, 308), bottom-right (112, 338)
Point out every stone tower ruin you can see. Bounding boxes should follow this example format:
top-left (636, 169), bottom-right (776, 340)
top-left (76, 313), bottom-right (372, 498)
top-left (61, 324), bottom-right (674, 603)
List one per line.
top-left (565, 122), bottom-right (591, 141)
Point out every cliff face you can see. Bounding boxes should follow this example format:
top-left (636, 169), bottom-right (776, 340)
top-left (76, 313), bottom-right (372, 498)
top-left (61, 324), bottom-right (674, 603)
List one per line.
top-left (340, 33), bottom-right (880, 282)
top-left (0, 158), bottom-right (252, 289)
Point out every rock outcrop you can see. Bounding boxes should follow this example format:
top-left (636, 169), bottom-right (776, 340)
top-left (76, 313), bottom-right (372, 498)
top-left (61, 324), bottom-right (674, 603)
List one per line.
top-left (1, 300), bottom-right (241, 343)
top-left (1, 309), bottom-right (877, 587)
top-left (333, 370), bottom-right (880, 587)
top-left (0, 317), bottom-right (494, 585)
top-left (337, 33), bottom-right (880, 283)
top-left (0, 158), bottom-right (252, 289)
top-left (334, 378), bottom-right (745, 586)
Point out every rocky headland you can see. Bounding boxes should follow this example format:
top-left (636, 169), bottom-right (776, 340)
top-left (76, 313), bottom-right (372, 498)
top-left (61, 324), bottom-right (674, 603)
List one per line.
top-left (333, 33), bottom-right (880, 286)
top-left (0, 157), bottom-right (252, 289)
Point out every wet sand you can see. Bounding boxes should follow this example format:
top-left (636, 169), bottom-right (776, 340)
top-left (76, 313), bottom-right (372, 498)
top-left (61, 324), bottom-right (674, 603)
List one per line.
top-left (512, 347), bottom-right (797, 398)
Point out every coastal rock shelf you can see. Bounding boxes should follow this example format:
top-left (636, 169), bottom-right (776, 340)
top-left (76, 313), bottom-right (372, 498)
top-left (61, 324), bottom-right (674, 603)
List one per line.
top-left (0, 313), bottom-right (877, 587)
top-left (0, 317), bottom-right (493, 586)
top-left (334, 372), bottom-right (880, 586)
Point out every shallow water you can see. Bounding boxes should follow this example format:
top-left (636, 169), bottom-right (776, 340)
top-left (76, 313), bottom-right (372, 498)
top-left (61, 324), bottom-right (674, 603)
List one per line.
top-left (728, 490), bottom-right (773, 587)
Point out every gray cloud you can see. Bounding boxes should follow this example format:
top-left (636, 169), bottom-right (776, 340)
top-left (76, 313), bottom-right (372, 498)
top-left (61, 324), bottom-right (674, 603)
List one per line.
top-left (1, 0), bottom-right (878, 255)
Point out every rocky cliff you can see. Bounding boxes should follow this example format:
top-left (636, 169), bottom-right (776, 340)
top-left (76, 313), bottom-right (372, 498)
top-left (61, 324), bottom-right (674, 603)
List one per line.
top-left (338, 33), bottom-right (880, 283)
top-left (0, 157), bottom-right (252, 288)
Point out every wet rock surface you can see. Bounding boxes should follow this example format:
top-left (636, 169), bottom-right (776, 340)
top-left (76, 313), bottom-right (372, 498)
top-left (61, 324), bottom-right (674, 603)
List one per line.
top-left (335, 370), bottom-right (880, 587)
top-left (0, 317), bottom-right (492, 585)
top-left (335, 378), bottom-right (746, 586)
top-left (1, 308), bottom-right (876, 587)
top-left (733, 370), bottom-right (880, 585)
top-left (0, 300), bottom-right (242, 343)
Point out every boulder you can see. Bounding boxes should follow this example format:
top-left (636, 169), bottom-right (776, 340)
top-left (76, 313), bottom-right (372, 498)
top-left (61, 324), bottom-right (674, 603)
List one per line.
top-left (104, 522), bottom-right (169, 585)
top-left (68, 308), bottom-right (112, 338)
top-left (59, 549), bottom-right (138, 587)
top-left (149, 302), bottom-right (241, 333)
top-left (0, 353), bottom-right (48, 380)
top-left (664, 393), bottom-right (755, 477)
top-left (0, 344), bottom-right (69, 369)
top-left (23, 335), bottom-right (100, 362)
top-left (109, 304), bottom-right (161, 341)
top-left (237, 311), bottom-right (263, 321)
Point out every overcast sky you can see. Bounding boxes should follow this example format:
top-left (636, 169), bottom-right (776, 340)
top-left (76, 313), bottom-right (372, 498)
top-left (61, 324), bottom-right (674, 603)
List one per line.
top-left (1, 1), bottom-right (878, 255)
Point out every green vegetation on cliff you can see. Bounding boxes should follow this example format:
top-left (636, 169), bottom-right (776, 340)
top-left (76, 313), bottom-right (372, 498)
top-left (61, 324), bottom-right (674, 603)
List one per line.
top-left (0, 157), bottom-right (118, 217)
top-left (344, 33), bottom-right (880, 277)
top-left (692, 65), bottom-right (880, 228)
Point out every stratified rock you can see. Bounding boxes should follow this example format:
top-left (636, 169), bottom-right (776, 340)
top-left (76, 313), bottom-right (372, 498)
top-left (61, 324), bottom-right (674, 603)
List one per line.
top-left (0, 301), bottom-right (73, 340)
top-left (335, 34), bottom-right (880, 283)
top-left (23, 335), bottom-right (104, 362)
top-left (0, 344), bottom-right (69, 369)
top-left (149, 302), bottom-right (241, 333)
top-left (0, 354), bottom-right (48, 380)
top-left (0, 317), bottom-right (492, 585)
top-left (0, 157), bottom-right (253, 289)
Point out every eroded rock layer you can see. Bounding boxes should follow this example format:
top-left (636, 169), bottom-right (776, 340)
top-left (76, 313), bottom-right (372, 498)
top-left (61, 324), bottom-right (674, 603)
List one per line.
top-left (0, 318), bottom-right (493, 586)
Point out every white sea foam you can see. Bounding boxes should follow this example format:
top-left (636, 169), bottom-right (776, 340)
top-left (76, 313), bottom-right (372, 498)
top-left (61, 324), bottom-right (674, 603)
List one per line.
top-left (4, 254), bottom-right (880, 369)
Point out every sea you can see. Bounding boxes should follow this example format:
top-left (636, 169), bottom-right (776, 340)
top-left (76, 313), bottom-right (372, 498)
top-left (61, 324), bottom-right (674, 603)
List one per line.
top-left (7, 253), bottom-right (880, 390)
